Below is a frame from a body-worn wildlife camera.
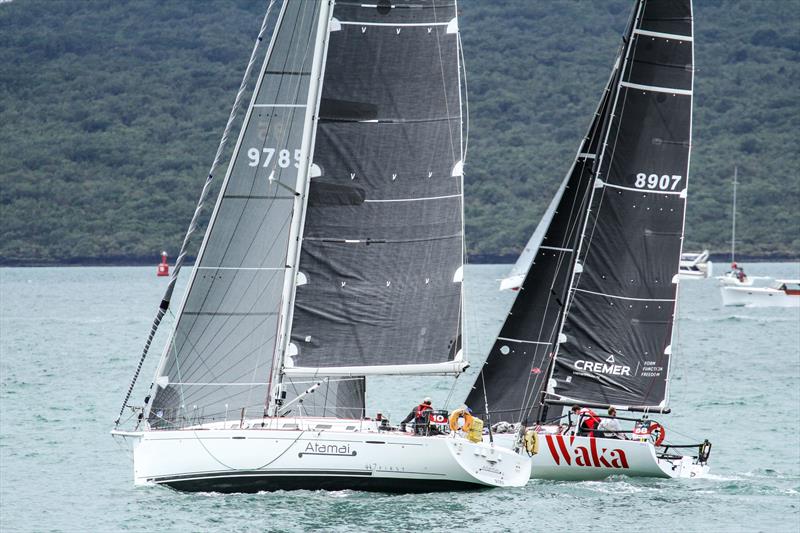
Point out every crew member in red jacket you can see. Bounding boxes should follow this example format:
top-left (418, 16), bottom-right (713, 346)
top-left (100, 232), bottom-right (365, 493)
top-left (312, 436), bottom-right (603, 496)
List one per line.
top-left (400, 397), bottom-right (433, 432)
top-left (571, 404), bottom-right (601, 437)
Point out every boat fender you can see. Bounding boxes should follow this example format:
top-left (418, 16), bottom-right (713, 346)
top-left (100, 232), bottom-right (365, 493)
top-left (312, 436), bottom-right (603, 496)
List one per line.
top-left (448, 408), bottom-right (473, 433)
top-left (524, 429), bottom-right (539, 456)
top-left (698, 439), bottom-right (712, 463)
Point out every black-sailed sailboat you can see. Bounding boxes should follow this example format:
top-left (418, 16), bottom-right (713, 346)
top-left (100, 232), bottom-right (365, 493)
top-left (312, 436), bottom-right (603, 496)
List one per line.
top-left (112, 0), bottom-right (531, 492)
top-left (466, 0), bottom-right (711, 480)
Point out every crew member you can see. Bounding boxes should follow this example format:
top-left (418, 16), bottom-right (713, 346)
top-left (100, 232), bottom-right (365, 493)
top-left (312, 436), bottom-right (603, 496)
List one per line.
top-left (731, 262), bottom-right (747, 282)
top-left (571, 404), bottom-right (601, 437)
top-left (400, 397), bottom-right (433, 432)
top-left (598, 407), bottom-right (625, 439)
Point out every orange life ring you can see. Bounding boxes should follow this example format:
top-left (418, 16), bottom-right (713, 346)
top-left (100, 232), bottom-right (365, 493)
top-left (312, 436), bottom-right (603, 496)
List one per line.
top-left (448, 408), bottom-right (474, 432)
top-left (650, 422), bottom-right (666, 446)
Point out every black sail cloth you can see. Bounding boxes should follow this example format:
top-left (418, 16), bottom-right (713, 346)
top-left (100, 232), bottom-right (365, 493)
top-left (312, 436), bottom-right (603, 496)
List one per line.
top-left (289, 1), bottom-right (464, 371)
top-left (551, 0), bottom-right (693, 409)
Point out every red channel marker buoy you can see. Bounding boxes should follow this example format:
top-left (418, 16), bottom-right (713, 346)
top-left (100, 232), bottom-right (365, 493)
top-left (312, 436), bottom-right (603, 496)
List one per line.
top-left (157, 251), bottom-right (169, 277)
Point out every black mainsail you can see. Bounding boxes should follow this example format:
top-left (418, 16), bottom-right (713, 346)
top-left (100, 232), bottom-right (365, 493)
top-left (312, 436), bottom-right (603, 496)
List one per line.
top-left (285, 1), bottom-right (466, 377)
top-left (468, 0), bottom-right (694, 421)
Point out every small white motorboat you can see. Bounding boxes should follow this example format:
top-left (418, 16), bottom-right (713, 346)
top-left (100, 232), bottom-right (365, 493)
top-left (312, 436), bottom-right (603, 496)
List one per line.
top-left (678, 250), bottom-right (713, 279)
top-left (721, 279), bottom-right (800, 307)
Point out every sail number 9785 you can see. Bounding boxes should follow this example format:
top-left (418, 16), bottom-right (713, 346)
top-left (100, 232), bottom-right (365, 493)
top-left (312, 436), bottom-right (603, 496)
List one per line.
top-left (635, 173), bottom-right (682, 191)
top-left (247, 147), bottom-right (301, 168)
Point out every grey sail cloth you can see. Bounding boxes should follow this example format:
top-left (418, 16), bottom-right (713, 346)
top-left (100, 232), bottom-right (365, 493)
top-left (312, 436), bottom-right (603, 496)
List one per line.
top-left (465, 69), bottom-right (616, 425)
top-left (551, 0), bottom-right (694, 408)
top-left (289, 1), bottom-right (465, 370)
top-left (282, 377), bottom-right (366, 419)
top-left (149, 1), bottom-right (325, 428)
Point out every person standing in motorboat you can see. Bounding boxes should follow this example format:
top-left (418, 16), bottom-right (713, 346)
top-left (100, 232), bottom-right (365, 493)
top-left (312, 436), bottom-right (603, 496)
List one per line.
top-left (400, 397), bottom-right (434, 434)
top-left (571, 405), bottom-right (601, 437)
top-left (730, 262), bottom-right (747, 282)
top-left (598, 407), bottom-right (626, 439)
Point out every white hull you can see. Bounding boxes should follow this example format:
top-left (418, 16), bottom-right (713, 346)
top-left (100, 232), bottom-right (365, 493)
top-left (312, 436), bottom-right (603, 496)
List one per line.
top-left (491, 433), bottom-right (708, 480)
top-left (721, 286), bottom-right (800, 308)
top-left (677, 267), bottom-right (710, 280)
top-left (114, 418), bottom-right (531, 492)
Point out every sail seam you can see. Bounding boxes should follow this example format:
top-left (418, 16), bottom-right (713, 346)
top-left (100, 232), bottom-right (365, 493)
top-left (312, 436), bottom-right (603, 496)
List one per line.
top-left (364, 193), bottom-right (461, 203)
top-left (253, 104), bottom-right (307, 108)
top-left (620, 81), bottom-right (692, 95)
top-left (196, 267), bottom-right (285, 271)
top-left (633, 28), bottom-right (692, 41)
top-left (539, 245), bottom-right (574, 252)
top-left (304, 233), bottom-right (461, 244)
top-left (603, 182), bottom-right (685, 195)
top-left (337, 21), bottom-right (449, 27)
top-left (573, 288), bottom-right (675, 302)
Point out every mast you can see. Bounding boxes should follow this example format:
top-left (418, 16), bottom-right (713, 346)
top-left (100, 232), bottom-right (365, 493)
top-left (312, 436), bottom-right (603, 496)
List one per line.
top-left (267, 0), bottom-right (335, 417)
top-left (731, 165), bottom-right (738, 263)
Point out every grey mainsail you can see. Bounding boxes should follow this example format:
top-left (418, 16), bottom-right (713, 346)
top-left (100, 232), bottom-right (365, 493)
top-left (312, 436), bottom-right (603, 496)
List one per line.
top-left (148, 1), bottom-right (329, 427)
top-left (285, 1), bottom-right (466, 376)
top-left (551, 0), bottom-right (694, 409)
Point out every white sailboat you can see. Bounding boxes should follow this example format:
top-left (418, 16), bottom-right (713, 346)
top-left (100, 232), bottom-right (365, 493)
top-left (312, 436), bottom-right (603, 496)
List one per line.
top-left (465, 0), bottom-right (710, 480)
top-left (717, 166), bottom-right (756, 287)
top-left (112, 0), bottom-right (530, 492)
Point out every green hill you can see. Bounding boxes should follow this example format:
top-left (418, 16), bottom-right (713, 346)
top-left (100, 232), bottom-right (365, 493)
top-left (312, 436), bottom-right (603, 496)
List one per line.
top-left (1, 0), bottom-right (798, 265)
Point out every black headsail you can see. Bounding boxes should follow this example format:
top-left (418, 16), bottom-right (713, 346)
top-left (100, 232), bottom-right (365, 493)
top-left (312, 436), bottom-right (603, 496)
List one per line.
top-left (550, 0), bottom-right (694, 410)
top-left (465, 61), bottom-right (618, 424)
top-left (284, 1), bottom-right (466, 377)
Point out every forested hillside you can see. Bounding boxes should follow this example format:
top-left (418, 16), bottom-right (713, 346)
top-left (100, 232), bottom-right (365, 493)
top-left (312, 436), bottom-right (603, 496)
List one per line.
top-left (1, 0), bottom-right (798, 264)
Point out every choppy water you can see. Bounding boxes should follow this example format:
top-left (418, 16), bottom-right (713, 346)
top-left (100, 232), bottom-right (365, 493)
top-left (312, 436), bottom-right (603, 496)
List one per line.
top-left (1, 263), bottom-right (798, 532)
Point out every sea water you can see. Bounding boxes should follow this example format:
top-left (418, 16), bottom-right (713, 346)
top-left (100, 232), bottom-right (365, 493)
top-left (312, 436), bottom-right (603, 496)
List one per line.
top-left (1, 264), bottom-right (798, 532)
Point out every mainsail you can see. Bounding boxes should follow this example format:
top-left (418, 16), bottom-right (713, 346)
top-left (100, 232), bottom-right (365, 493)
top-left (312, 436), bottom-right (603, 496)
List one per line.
top-left (285, 1), bottom-right (466, 377)
top-left (551, 0), bottom-right (693, 409)
top-left (468, 0), bottom-right (694, 420)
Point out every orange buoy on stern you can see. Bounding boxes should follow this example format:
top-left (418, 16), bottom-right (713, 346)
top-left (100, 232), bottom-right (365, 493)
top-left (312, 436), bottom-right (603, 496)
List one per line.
top-left (157, 251), bottom-right (169, 277)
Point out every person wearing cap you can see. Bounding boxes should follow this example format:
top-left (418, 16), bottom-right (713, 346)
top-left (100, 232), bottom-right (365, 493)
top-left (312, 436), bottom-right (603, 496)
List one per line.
top-left (400, 397), bottom-right (434, 433)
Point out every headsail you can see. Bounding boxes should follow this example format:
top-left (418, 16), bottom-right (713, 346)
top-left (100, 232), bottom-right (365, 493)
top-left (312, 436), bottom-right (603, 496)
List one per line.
top-left (550, 0), bottom-right (694, 409)
top-left (147, 1), bottom-right (326, 427)
top-left (465, 68), bottom-right (617, 423)
top-left (284, 1), bottom-right (467, 377)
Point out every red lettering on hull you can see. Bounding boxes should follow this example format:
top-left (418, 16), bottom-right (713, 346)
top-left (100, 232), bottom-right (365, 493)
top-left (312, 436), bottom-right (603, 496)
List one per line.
top-left (545, 434), bottom-right (629, 469)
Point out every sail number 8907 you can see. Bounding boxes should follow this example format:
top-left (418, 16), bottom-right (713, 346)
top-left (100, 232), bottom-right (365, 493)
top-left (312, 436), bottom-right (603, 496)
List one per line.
top-left (635, 173), bottom-right (682, 191)
top-left (247, 147), bottom-right (301, 168)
